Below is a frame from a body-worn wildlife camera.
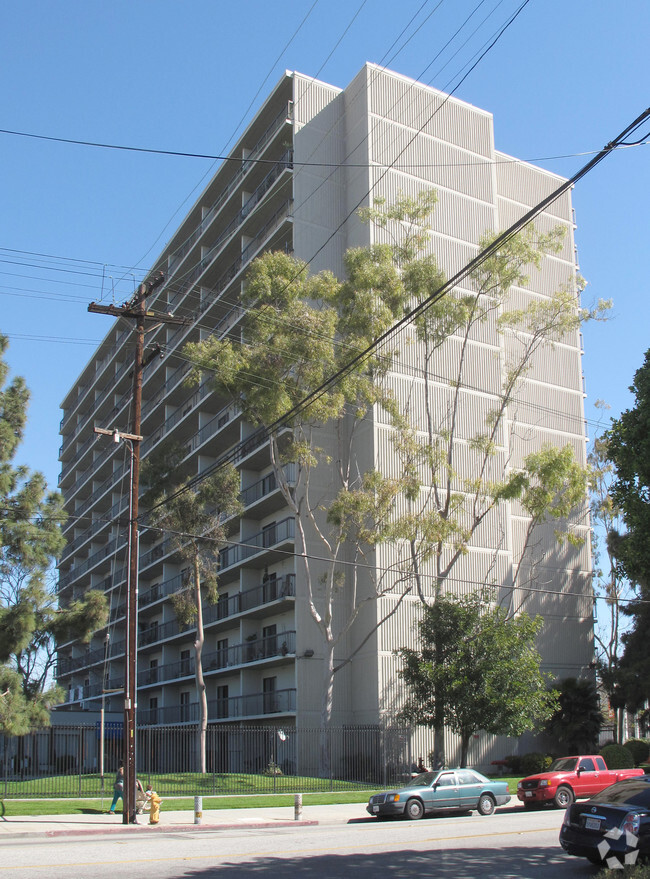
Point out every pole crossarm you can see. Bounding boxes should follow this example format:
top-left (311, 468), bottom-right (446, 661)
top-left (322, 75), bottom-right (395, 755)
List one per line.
top-left (88, 302), bottom-right (188, 326)
top-left (94, 427), bottom-right (143, 443)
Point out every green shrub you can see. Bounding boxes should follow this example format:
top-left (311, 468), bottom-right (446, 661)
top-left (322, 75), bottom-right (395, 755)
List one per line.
top-left (503, 755), bottom-right (522, 775)
top-left (623, 739), bottom-right (650, 766)
top-left (600, 743), bottom-right (634, 769)
top-left (519, 753), bottom-right (551, 776)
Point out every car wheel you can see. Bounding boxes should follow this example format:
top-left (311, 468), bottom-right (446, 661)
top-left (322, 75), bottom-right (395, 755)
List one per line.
top-left (477, 793), bottom-right (495, 816)
top-left (405, 798), bottom-right (424, 820)
top-left (554, 786), bottom-right (574, 808)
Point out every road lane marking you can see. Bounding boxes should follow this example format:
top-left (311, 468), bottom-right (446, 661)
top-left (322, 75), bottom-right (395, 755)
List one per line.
top-left (0, 825), bottom-right (555, 871)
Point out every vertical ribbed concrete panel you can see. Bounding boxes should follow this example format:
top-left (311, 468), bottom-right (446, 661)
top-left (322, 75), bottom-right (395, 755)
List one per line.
top-left (57, 65), bottom-right (592, 760)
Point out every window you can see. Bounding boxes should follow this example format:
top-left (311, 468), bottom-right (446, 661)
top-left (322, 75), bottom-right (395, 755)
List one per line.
top-left (263, 676), bottom-right (278, 713)
top-left (148, 658), bottom-right (159, 684)
top-left (262, 624), bottom-right (277, 657)
top-left (262, 521), bottom-right (277, 548)
top-left (180, 691), bottom-right (190, 722)
top-left (180, 649), bottom-right (191, 677)
top-left (457, 770), bottom-right (479, 785)
top-left (217, 638), bottom-right (228, 668)
top-left (216, 685), bottom-right (229, 719)
top-left (149, 697), bottom-right (158, 725)
top-left (262, 572), bottom-right (277, 603)
top-left (579, 758), bottom-right (596, 772)
top-left (217, 591), bottom-right (229, 620)
top-left (436, 773), bottom-right (456, 787)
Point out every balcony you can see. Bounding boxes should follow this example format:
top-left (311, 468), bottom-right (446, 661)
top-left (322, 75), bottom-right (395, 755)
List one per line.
top-left (60, 327), bottom-right (131, 434)
top-left (136, 632), bottom-right (297, 689)
top-left (58, 534), bottom-right (128, 591)
top-left (167, 104), bottom-right (291, 279)
top-left (137, 617), bottom-right (296, 669)
top-left (137, 687), bottom-right (296, 726)
top-left (56, 638), bottom-right (126, 677)
top-left (139, 572), bottom-right (294, 624)
top-left (219, 516), bottom-right (295, 573)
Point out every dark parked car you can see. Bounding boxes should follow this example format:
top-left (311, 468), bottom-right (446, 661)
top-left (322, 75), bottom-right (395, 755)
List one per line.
top-left (560, 776), bottom-right (650, 866)
top-left (367, 769), bottom-right (510, 820)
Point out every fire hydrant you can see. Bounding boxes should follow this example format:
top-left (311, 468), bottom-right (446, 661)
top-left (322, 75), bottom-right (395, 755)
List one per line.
top-left (146, 785), bottom-right (162, 825)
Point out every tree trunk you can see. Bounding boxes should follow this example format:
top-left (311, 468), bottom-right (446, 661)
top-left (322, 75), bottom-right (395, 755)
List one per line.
top-left (319, 642), bottom-right (335, 779)
top-left (433, 635), bottom-right (446, 768)
top-left (193, 555), bottom-right (208, 774)
top-left (460, 734), bottom-right (470, 769)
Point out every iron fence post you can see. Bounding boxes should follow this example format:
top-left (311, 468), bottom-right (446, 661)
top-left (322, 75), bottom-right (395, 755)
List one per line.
top-left (78, 727), bottom-right (83, 797)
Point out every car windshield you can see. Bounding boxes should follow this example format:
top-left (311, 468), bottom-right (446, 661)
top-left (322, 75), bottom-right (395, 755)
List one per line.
top-left (549, 758), bottom-right (578, 772)
top-left (592, 780), bottom-right (650, 807)
top-left (405, 772), bottom-right (436, 788)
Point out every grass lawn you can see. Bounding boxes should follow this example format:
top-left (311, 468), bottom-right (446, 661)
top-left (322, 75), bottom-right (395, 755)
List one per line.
top-left (0, 777), bottom-right (519, 817)
top-left (1, 791), bottom-right (372, 817)
top-left (0, 771), bottom-right (376, 798)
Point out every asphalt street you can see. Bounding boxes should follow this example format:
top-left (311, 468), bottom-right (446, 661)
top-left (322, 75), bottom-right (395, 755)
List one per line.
top-left (0, 802), bottom-right (597, 879)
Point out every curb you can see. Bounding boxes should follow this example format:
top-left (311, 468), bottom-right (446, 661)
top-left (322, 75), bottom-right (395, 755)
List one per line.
top-left (0, 819), bottom-right (319, 841)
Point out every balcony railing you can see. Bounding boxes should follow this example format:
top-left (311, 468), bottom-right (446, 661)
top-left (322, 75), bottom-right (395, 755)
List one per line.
top-left (60, 327), bottom-right (131, 433)
top-left (137, 687), bottom-right (296, 726)
top-left (56, 638), bottom-right (126, 677)
top-left (137, 630), bottom-right (295, 689)
top-left (139, 572), bottom-right (294, 625)
top-left (58, 534), bottom-right (128, 591)
top-left (219, 517), bottom-right (295, 571)
top-left (167, 104), bottom-right (291, 279)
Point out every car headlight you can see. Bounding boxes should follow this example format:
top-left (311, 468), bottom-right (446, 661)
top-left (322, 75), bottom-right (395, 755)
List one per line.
top-left (517, 782), bottom-right (523, 789)
top-left (385, 794), bottom-right (401, 803)
top-left (538, 780), bottom-right (550, 787)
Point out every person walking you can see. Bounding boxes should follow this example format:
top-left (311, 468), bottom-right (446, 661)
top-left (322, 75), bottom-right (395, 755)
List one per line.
top-left (108, 763), bottom-right (124, 814)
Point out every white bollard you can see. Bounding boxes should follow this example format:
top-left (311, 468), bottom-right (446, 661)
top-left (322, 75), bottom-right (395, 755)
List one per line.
top-left (294, 793), bottom-right (302, 821)
top-left (194, 795), bottom-right (202, 825)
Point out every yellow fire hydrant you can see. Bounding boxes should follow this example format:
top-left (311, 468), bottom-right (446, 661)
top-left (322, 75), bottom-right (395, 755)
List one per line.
top-left (146, 785), bottom-right (162, 825)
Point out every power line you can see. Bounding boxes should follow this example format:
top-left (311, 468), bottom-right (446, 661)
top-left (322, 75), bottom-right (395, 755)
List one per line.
top-left (49, 509), bottom-right (640, 611)
top-left (1, 124), bottom-right (644, 170)
top-left (144, 102), bottom-right (650, 515)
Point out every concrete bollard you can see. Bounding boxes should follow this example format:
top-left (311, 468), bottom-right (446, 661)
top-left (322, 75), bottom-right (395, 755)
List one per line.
top-left (294, 793), bottom-right (302, 821)
top-left (194, 795), bottom-right (202, 825)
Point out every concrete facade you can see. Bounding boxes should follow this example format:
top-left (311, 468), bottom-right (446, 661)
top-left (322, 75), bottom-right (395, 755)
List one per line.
top-left (56, 65), bottom-right (592, 763)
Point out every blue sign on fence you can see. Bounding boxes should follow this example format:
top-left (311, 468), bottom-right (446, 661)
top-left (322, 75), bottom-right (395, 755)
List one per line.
top-left (95, 721), bottom-right (123, 740)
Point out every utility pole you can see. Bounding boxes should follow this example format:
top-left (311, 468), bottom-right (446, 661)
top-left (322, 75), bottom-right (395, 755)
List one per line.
top-left (89, 272), bottom-right (186, 823)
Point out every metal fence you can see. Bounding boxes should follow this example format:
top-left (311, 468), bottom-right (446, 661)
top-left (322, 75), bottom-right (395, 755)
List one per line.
top-left (0, 724), bottom-right (413, 799)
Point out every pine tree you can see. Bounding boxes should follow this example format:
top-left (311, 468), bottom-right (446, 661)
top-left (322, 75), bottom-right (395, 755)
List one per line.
top-left (0, 335), bottom-right (107, 735)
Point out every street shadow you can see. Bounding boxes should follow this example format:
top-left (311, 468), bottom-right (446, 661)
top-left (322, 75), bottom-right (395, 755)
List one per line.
top-left (177, 844), bottom-right (600, 879)
top-left (348, 804), bottom-right (524, 824)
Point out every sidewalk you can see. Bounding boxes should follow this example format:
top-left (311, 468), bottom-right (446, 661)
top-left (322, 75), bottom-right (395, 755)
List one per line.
top-left (0, 803), bottom-right (364, 840)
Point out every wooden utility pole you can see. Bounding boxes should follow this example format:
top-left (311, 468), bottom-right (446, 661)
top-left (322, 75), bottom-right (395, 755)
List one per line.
top-left (89, 272), bottom-right (186, 823)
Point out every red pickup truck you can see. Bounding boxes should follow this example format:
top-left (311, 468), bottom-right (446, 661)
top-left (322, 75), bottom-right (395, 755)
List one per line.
top-left (517, 755), bottom-right (645, 808)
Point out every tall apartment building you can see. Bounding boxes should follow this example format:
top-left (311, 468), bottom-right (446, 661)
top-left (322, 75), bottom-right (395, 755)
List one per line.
top-left (56, 65), bottom-right (593, 759)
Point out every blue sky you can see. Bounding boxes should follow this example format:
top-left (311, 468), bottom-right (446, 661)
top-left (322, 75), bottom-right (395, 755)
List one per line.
top-left (1, 0), bottom-right (648, 489)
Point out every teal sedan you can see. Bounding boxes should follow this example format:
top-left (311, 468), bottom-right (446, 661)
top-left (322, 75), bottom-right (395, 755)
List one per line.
top-left (367, 769), bottom-right (510, 820)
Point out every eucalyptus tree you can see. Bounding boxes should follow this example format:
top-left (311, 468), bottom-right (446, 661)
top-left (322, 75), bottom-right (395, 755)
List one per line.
top-left (142, 443), bottom-right (242, 773)
top-left (184, 192), bottom-right (606, 768)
